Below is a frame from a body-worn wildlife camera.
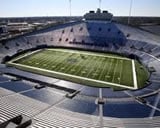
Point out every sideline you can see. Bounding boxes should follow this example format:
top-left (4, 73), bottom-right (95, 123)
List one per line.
top-left (132, 60), bottom-right (138, 89)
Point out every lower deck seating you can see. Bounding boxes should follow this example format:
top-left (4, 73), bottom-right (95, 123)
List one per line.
top-left (0, 88), bottom-right (49, 124)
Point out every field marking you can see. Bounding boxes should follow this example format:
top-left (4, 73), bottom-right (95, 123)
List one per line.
top-left (98, 58), bottom-right (107, 80)
top-left (8, 61), bottom-right (136, 90)
top-left (74, 55), bottom-right (91, 76)
top-left (112, 59), bottom-right (118, 83)
top-left (86, 56), bottom-right (101, 79)
top-left (61, 54), bottom-right (79, 73)
top-left (47, 49), bottom-right (131, 61)
top-left (132, 60), bottom-right (138, 89)
top-left (8, 49), bottom-right (137, 89)
top-left (9, 49), bottom-right (42, 63)
top-left (106, 58), bottom-right (113, 80)
top-left (52, 53), bottom-right (73, 71)
top-left (119, 60), bottom-right (124, 84)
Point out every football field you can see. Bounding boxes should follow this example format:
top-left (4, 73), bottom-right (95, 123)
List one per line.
top-left (8, 48), bottom-right (149, 90)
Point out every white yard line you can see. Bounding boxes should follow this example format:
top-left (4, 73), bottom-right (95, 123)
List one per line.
top-left (8, 48), bottom-right (136, 89)
top-left (86, 57), bottom-right (99, 78)
top-left (47, 49), bottom-right (131, 60)
top-left (119, 60), bottom-right (123, 84)
top-left (112, 59), bottom-right (118, 83)
top-left (8, 61), bottom-right (136, 90)
top-left (132, 60), bottom-right (138, 89)
top-left (98, 58), bottom-right (108, 80)
top-left (76, 55), bottom-right (92, 76)
top-left (106, 58), bottom-right (113, 78)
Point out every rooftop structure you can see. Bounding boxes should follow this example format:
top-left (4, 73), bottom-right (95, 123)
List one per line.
top-left (84, 8), bottom-right (113, 21)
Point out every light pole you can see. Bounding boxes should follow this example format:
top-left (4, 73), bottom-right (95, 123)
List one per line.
top-left (69, 0), bottom-right (72, 16)
top-left (128, 0), bottom-right (133, 25)
top-left (99, 0), bottom-right (102, 9)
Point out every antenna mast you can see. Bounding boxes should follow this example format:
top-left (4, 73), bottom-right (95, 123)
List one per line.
top-left (128, 0), bottom-right (133, 25)
top-left (69, 0), bottom-right (72, 16)
top-left (99, 0), bottom-right (102, 9)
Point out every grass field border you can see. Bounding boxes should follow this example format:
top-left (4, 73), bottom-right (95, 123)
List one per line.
top-left (8, 49), bottom-right (138, 90)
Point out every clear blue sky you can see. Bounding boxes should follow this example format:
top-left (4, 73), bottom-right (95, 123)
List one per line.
top-left (0, 0), bottom-right (160, 17)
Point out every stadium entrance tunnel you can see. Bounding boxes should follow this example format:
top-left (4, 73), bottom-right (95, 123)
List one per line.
top-left (6, 47), bottom-right (149, 91)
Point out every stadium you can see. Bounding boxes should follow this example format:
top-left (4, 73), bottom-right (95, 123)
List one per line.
top-left (0, 1), bottom-right (160, 128)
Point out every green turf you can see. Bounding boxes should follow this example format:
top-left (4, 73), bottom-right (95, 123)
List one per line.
top-left (7, 48), bottom-right (149, 90)
top-left (135, 61), bottom-right (149, 89)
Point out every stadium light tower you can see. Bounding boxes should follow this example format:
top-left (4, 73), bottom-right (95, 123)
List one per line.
top-left (69, 0), bottom-right (72, 16)
top-left (128, 0), bottom-right (133, 25)
top-left (99, 0), bottom-right (102, 9)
